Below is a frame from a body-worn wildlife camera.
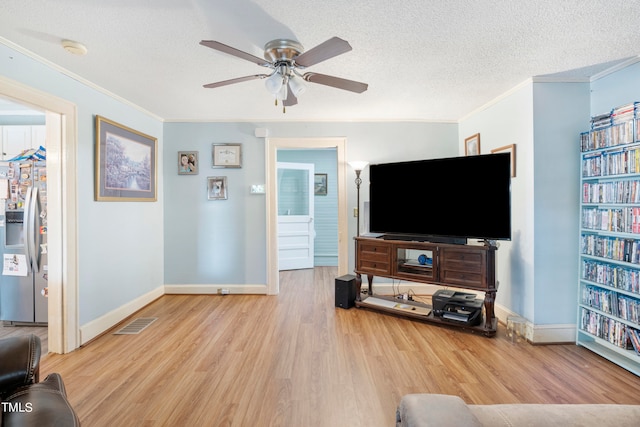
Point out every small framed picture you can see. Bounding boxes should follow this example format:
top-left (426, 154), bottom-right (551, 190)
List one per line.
top-left (178, 151), bottom-right (198, 175)
top-left (491, 144), bottom-right (517, 177)
top-left (464, 133), bottom-right (481, 156)
top-left (212, 143), bottom-right (242, 168)
top-left (314, 173), bottom-right (328, 195)
top-left (208, 176), bottom-right (228, 200)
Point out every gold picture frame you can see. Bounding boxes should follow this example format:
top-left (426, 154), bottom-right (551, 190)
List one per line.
top-left (491, 144), bottom-right (516, 177)
top-left (464, 133), bottom-right (481, 156)
top-left (95, 115), bottom-right (157, 201)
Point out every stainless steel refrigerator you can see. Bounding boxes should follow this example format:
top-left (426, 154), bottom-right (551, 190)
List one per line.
top-left (0, 160), bottom-right (47, 324)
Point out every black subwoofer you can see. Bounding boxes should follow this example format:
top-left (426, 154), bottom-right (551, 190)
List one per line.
top-left (335, 274), bottom-right (357, 309)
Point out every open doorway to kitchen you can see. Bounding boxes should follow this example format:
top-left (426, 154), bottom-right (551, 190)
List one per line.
top-left (0, 76), bottom-right (79, 354)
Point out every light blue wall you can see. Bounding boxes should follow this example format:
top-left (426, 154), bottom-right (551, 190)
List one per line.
top-left (163, 121), bottom-right (459, 285)
top-left (278, 149), bottom-right (338, 266)
top-left (532, 82), bottom-right (589, 325)
top-left (591, 62), bottom-right (640, 114)
top-left (0, 43), bottom-right (164, 326)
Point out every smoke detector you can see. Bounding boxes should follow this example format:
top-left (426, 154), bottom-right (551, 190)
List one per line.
top-left (61, 40), bottom-right (87, 56)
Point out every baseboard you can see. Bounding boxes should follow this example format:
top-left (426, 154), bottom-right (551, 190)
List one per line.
top-left (80, 285), bottom-right (164, 345)
top-left (163, 284), bottom-right (268, 295)
top-left (371, 282), bottom-right (576, 344)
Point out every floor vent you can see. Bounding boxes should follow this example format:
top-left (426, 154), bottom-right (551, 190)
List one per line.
top-left (113, 317), bottom-right (158, 335)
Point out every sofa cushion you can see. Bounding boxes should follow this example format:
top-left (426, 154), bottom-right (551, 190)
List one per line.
top-left (396, 394), bottom-right (483, 427)
top-left (470, 403), bottom-right (640, 427)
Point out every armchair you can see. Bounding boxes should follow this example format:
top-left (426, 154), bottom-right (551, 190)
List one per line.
top-left (0, 334), bottom-right (80, 426)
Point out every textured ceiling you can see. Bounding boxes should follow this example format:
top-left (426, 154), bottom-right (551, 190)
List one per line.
top-left (1, 0), bottom-right (639, 122)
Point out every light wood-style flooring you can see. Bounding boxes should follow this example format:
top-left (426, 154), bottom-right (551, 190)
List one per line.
top-left (40, 267), bottom-right (640, 426)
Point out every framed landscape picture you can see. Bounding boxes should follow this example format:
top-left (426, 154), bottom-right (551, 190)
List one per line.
top-left (95, 115), bottom-right (157, 201)
top-left (491, 143), bottom-right (517, 177)
top-left (314, 173), bottom-right (328, 195)
top-left (464, 133), bottom-right (481, 156)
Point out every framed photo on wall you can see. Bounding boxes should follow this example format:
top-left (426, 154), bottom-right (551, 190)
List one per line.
top-left (178, 151), bottom-right (198, 175)
top-left (491, 144), bottom-right (517, 177)
top-left (314, 173), bottom-right (328, 195)
top-left (95, 115), bottom-right (157, 201)
top-left (208, 176), bottom-right (228, 200)
top-left (464, 133), bottom-right (481, 156)
top-left (212, 143), bottom-right (242, 168)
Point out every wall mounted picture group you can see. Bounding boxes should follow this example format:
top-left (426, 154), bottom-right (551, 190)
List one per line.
top-left (95, 115), bottom-right (157, 202)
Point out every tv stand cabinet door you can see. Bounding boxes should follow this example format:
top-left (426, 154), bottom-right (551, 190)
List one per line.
top-left (439, 246), bottom-right (489, 289)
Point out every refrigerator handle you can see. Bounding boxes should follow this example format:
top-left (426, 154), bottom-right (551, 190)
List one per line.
top-left (22, 186), bottom-right (33, 271)
top-left (28, 187), bottom-right (39, 274)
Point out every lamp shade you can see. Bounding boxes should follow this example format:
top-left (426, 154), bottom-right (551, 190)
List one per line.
top-left (265, 72), bottom-right (283, 94)
top-left (348, 161), bottom-right (369, 172)
top-left (288, 75), bottom-right (307, 97)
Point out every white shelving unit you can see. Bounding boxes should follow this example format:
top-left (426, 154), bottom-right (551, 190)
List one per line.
top-left (578, 102), bottom-right (640, 376)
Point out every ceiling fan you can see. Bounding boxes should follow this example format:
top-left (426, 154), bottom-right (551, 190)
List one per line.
top-left (200, 37), bottom-right (368, 112)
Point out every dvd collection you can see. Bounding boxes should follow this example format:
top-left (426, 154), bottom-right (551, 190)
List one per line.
top-left (581, 207), bottom-right (640, 234)
top-left (579, 101), bottom-right (640, 367)
top-left (582, 259), bottom-right (640, 294)
top-left (580, 307), bottom-right (632, 350)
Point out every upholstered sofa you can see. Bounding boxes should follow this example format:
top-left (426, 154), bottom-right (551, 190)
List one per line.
top-left (0, 334), bottom-right (80, 426)
top-left (396, 394), bottom-right (640, 427)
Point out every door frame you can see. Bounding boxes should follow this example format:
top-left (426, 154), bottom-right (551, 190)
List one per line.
top-left (0, 75), bottom-right (79, 354)
top-left (266, 138), bottom-right (348, 295)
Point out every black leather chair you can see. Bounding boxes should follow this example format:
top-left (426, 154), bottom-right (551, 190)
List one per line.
top-left (0, 334), bottom-right (80, 426)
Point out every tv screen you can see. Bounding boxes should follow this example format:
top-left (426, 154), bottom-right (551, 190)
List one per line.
top-left (368, 153), bottom-right (511, 242)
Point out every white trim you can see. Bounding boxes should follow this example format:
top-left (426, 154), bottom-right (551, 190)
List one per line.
top-left (266, 137), bottom-right (348, 295)
top-left (79, 286), bottom-right (164, 345)
top-left (164, 284), bottom-right (267, 294)
top-left (0, 75), bottom-right (79, 354)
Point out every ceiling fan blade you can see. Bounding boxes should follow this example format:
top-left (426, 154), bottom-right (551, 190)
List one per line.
top-left (302, 73), bottom-right (368, 93)
top-left (294, 37), bottom-right (352, 67)
top-left (283, 84), bottom-right (298, 107)
top-left (200, 40), bottom-right (271, 67)
top-left (203, 74), bottom-right (268, 89)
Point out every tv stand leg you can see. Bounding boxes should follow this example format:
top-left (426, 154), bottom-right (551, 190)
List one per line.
top-left (483, 290), bottom-right (497, 334)
top-left (355, 274), bottom-right (363, 301)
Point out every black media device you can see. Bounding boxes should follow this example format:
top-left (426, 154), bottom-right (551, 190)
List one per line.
top-left (368, 153), bottom-right (512, 244)
top-left (432, 289), bottom-right (483, 326)
top-left (335, 274), bottom-right (357, 309)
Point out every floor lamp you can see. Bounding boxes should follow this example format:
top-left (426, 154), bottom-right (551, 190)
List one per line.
top-left (348, 161), bottom-right (369, 236)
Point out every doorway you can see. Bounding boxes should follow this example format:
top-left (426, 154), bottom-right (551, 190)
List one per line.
top-left (266, 137), bottom-right (349, 295)
top-left (277, 162), bottom-right (315, 271)
top-left (0, 76), bottom-right (79, 353)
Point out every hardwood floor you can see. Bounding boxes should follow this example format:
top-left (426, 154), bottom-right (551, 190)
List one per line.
top-left (40, 267), bottom-right (640, 426)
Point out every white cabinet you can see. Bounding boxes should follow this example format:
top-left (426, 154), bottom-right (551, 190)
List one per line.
top-left (0, 125), bottom-right (45, 160)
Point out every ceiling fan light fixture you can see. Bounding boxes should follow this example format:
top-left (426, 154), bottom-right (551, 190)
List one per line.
top-left (264, 72), bottom-right (283, 94)
top-left (288, 75), bottom-right (307, 97)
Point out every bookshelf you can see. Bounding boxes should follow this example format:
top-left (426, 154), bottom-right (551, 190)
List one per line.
top-left (578, 102), bottom-right (640, 376)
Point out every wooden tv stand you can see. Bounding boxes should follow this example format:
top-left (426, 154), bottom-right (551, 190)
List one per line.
top-left (354, 236), bottom-right (498, 336)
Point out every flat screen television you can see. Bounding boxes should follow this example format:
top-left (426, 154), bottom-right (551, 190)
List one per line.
top-left (368, 153), bottom-right (511, 243)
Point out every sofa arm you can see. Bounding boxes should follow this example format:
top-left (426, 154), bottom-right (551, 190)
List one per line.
top-left (4, 373), bottom-right (81, 427)
top-left (0, 335), bottom-right (41, 396)
top-left (396, 394), bottom-right (483, 427)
